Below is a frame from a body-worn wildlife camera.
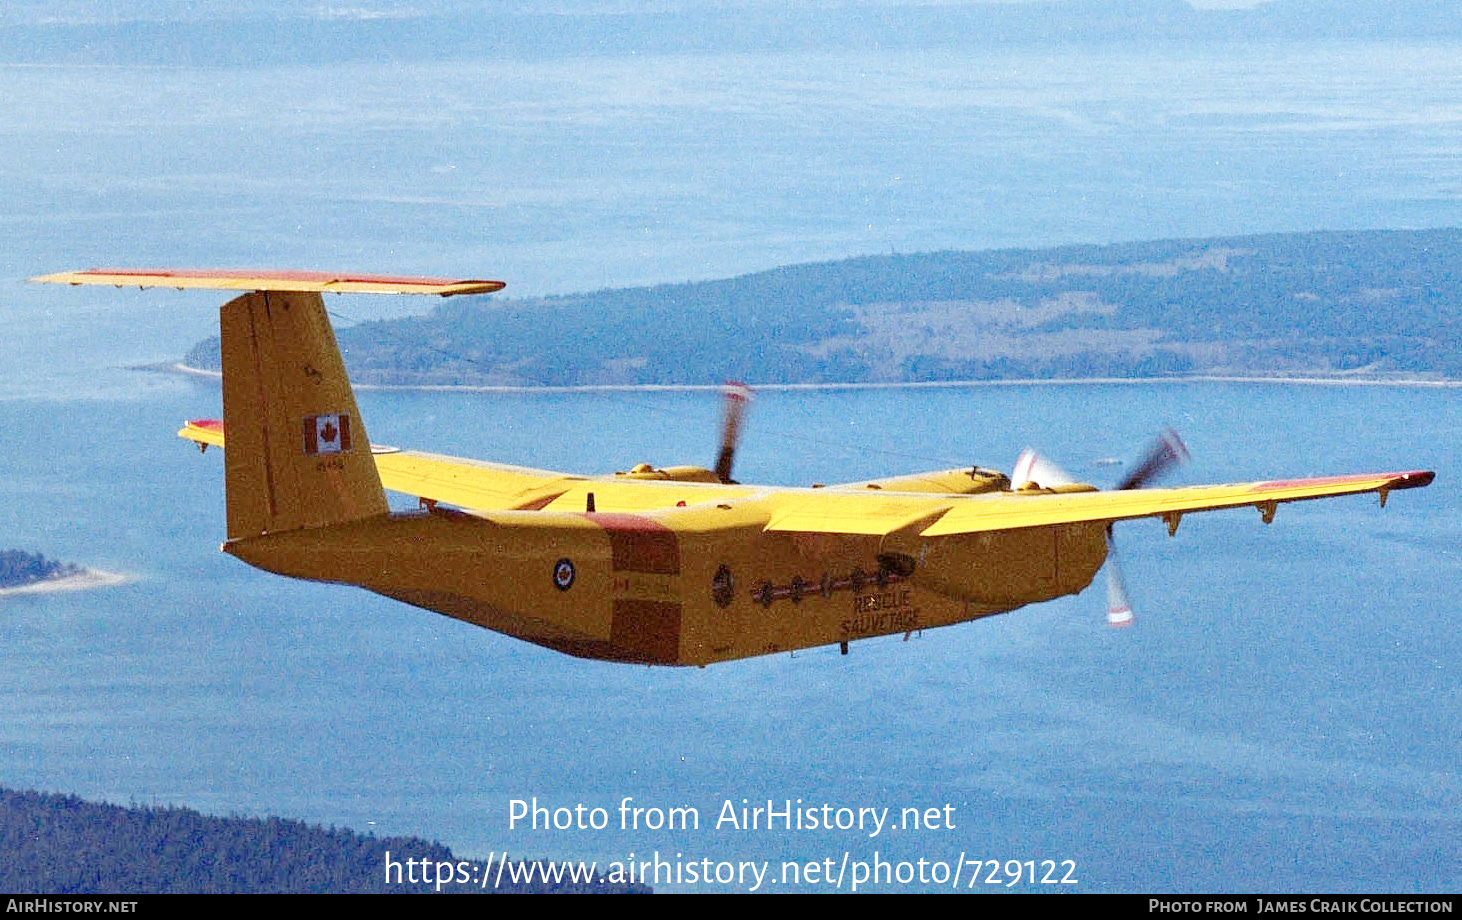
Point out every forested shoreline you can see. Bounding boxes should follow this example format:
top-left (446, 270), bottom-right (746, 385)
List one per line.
top-left (183, 229), bottom-right (1462, 389)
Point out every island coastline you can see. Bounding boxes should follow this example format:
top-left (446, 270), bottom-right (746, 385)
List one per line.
top-left (0, 567), bottom-right (131, 598)
top-left (161, 361), bottom-right (1462, 393)
top-left (171, 230), bottom-right (1462, 392)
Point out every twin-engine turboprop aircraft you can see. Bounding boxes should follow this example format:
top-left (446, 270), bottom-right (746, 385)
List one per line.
top-left (35, 269), bottom-right (1434, 666)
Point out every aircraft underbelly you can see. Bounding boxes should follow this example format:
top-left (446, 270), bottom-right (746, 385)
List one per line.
top-left (371, 587), bottom-right (676, 664)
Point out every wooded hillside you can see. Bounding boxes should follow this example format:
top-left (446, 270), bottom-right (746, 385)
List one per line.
top-left (184, 229), bottom-right (1462, 387)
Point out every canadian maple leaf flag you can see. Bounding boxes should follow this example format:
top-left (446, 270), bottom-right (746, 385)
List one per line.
top-left (303, 414), bottom-right (352, 454)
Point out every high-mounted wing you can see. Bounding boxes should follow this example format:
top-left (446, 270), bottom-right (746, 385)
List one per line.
top-left (916, 470), bottom-right (1433, 536)
top-left (758, 469), bottom-right (1433, 537)
top-left (179, 420), bottom-right (586, 511)
top-left (180, 418), bottom-right (1431, 530)
top-left (180, 420), bottom-right (763, 513)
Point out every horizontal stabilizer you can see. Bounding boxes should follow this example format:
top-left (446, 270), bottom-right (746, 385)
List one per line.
top-left (32, 269), bottom-right (503, 297)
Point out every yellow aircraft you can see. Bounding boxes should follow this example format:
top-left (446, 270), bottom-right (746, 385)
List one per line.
top-left (35, 269), bottom-right (1435, 666)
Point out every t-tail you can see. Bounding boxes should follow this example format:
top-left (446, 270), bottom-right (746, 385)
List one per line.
top-left (29, 269), bottom-right (504, 543)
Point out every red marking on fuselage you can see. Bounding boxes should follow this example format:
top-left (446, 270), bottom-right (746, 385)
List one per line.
top-left (610, 599), bottom-right (682, 664)
top-left (584, 512), bottom-right (681, 575)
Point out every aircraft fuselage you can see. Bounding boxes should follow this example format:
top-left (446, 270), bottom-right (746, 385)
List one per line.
top-left (226, 500), bottom-right (1109, 665)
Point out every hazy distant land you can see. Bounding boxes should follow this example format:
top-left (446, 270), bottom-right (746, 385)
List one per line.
top-left (5, 0), bottom-right (1462, 65)
top-left (181, 228), bottom-right (1462, 389)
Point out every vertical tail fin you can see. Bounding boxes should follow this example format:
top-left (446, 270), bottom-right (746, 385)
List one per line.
top-left (219, 290), bottom-right (389, 539)
top-left (31, 268), bottom-right (504, 539)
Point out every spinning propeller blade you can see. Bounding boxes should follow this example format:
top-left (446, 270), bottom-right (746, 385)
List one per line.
top-left (1115, 427), bottom-right (1189, 492)
top-left (1012, 448), bottom-right (1076, 489)
top-left (1014, 428), bottom-right (1189, 627)
top-left (714, 381), bottom-right (753, 484)
top-left (1104, 530), bottom-right (1134, 627)
top-left (1103, 427), bottom-right (1188, 626)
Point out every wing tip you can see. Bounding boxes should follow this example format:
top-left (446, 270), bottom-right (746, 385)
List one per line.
top-left (1393, 470), bottom-right (1436, 490)
top-left (1252, 470), bottom-right (1436, 493)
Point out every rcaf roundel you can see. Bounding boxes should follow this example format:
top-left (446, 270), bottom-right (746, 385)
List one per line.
top-left (303, 414), bottom-right (353, 455)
